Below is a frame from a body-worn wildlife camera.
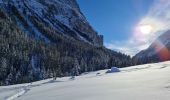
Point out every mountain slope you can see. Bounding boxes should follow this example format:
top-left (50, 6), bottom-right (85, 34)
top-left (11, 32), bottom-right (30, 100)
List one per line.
top-left (1, 61), bottom-right (170, 100)
top-left (133, 30), bottom-right (170, 64)
top-left (0, 0), bottom-right (131, 85)
top-left (0, 0), bottom-right (103, 46)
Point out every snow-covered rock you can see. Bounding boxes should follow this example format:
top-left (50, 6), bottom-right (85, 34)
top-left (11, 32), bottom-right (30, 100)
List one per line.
top-left (106, 67), bottom-right (120, 73)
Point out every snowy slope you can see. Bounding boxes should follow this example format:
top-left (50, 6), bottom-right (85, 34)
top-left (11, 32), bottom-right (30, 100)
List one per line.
top-left (1, 61), bottom-right (170, 100)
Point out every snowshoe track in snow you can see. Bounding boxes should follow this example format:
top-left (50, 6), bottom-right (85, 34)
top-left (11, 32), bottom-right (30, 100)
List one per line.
top-left (6, 87), bottom-right (29, 100)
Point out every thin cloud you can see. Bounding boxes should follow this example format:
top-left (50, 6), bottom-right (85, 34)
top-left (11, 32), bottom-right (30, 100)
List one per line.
top-left (105, 39), bottom-right (149, 56)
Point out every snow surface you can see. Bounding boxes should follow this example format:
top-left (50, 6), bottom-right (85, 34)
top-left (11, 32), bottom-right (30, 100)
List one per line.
top-left (1, 61), bottom-right (170, 100)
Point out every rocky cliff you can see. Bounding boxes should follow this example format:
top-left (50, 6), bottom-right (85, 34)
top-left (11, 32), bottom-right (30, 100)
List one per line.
top-left (0, 0), bottom-right (103, 46)
top-left (0, 0), bottom-right (131, 85)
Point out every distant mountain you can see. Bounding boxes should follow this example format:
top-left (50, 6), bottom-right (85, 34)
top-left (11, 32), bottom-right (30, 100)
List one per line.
top-left (0, 0), bottom-right (131, 85)
top-left (133, 30), bottom-right (170, 64)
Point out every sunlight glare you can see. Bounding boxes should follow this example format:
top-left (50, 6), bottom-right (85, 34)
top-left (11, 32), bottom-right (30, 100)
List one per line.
top-left (139, 24), bottom-right (153, 34)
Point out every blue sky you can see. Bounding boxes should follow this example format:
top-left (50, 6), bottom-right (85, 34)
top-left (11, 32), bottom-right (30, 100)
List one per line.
top-left (77, 0), bottom-right (170, 56)
top-left (78, 0), bottom-right (153, 43)
top-left (77, 0), bottom-right (157, 55)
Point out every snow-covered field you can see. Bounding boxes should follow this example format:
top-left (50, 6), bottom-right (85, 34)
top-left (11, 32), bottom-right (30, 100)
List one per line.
top-left (1, 61), bottom-right (170, 100)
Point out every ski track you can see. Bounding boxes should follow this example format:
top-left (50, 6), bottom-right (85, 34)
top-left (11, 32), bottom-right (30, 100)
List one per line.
top-left (5, 85), bottom-right (30, 100)
top-left (5, 83), bottom-right (42, 100)
top-left (4, 79), bottom-right (65, 100)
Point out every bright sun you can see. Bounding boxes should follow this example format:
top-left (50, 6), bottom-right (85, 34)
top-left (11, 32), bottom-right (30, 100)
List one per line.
top-left (139, 24), bottom-right (153, 35)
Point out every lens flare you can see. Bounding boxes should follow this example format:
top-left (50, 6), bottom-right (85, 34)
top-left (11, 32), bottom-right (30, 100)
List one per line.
top-left (152, 40), bottom-right (170, 61)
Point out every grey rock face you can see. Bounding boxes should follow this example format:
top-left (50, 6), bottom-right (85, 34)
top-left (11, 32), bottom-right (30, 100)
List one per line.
top-left (0, 0), bottom-right (103, 46)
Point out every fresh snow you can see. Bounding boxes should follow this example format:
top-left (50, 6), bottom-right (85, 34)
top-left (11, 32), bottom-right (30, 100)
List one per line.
top-left (1, 61), bottom-right (170, 100)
